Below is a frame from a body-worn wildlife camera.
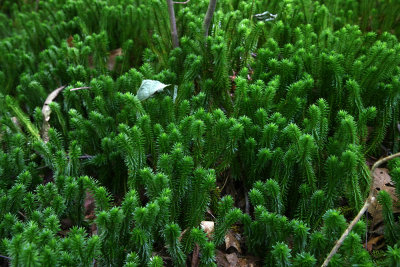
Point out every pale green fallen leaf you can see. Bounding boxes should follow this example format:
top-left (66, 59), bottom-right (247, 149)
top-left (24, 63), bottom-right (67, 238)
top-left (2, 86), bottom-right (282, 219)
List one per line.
top-left (136, 80), bottom-right (170, 101)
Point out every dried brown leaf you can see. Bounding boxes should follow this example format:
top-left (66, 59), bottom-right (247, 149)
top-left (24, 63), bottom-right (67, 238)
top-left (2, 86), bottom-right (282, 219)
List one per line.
top-left (90, 223), bottom-right (98, 236)
top-left (238, 258), bottom-right (258, 267)
top-left (41, 85), bottom-right (66, 142)
top-left (216, 250), bottom-right (230, 267)
top-left (368, 168), bottom-right (400, 233)
top-left (226, 253), bottom-right (239, 266)
top-left (216, 250), bottom-right (260, 267)
top-left (107, 48), bottom-right (123, 71)
top-left (84, 191), bottom-right (96, 219)
top-left (200, 221), bottom-right (214, 239)
top-left (67, 35), bottom-right (74, 47)
top-left (366, 235), bottom-right (385, 251)
top-left (225, 230), bottom-right (242, 253)
top-left (82, 191), bottom-right (97, 235)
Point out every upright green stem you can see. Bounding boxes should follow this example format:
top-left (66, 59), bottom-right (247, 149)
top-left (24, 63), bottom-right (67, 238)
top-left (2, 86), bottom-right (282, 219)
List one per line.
top-left (250, 0), bottom-right (255, 21)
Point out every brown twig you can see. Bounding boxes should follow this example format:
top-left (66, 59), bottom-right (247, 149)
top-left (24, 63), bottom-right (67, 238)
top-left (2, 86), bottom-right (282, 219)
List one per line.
top-left (220, 174), bottom-right (229, 191)
top-left (166, 0), bottom-right (180, 48)
top-left (191, 244), bottom-right (200, 267)
top-left (18, 211), bottom-right (26, 219)
top-left (245, 190), bottom-right (250, 215)
top-left (0, 255), bottom-right (11, 260)
top-left (66, 154), bottom-right (94, 160)
top-left (69, 86), bottom-right (91, 91)
top-left (173, 0), bottom-right (191, 4)
top-left (207, 209), bottom-right (216, 220)
top-left (203, 0), bottom-right (218, 37)
top-left (321, 152), bottom-right (400, 267)
top-left (178, 228), bottom-right (188, 242)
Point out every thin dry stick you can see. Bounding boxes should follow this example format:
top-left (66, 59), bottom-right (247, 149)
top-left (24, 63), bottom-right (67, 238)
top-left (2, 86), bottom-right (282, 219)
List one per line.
top-left (203, 0), bottom-right (218, 37)
top-left (0, 255), bottom-right (11, 260)
top-left (166, 0), bottom-right (180, 48)
top-left (321, 152), bottom-right (400, 267)
top-left (70, 86), bottom-right (91, 91)
top-left (173, 0), bottom-right (191, 4)
top-left (18, 211), bottom-right (26, 219)
top-left (245, 190), bottom-right (250, 215)
top-left (220, 174), bottom-right (229, 191)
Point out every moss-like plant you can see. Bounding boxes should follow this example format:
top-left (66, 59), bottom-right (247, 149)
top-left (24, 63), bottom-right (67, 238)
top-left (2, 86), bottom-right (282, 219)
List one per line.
top-left (1, 0), bottom-right (400, 265)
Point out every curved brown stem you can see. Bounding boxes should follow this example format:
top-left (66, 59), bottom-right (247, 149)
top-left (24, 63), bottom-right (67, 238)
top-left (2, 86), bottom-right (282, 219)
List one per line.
top-left (321, 152), bottom-right (400, 267)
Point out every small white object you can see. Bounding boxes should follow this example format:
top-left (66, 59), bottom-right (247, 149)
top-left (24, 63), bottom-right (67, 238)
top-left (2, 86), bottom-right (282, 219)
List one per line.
top-left (200, 221), bottom-right (214, 239)
top-left (173, 85), bottom-right (178, 103)
top-left (136, 80), bottom-right (170, 101)
top-left (254, 11), bottom-right (278, 22)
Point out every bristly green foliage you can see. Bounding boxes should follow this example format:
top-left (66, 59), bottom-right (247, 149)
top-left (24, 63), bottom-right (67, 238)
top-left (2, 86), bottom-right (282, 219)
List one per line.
top-left (1, 0), bottom-right (400, 265)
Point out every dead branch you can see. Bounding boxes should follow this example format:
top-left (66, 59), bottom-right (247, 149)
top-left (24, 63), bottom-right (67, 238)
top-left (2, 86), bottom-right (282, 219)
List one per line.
top-left (66, 154), bottom-right (94, 160)
top-left (173, 0), bottom-right (191, 4)
top-left (321, 152), bottom-right (400, 267)
top-left (203, 0), bottom-right (217, 37)
top-left (0, 255), bottom-right (11, 260)
top-left (191, 244), bottom-right (200, 267)
top-left (69, 86), bottom-right (91, 91)
top-left (166, 0), bottom-right (180, 48)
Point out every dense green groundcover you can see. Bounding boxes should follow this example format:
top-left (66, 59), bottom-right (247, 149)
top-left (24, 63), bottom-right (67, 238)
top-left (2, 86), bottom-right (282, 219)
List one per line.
top-left (2, 0), bottom-right (400, 266)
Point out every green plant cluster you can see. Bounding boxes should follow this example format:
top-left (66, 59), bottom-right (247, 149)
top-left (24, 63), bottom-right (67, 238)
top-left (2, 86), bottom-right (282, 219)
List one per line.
top-left (1, 0), bottom-right (400, 266)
